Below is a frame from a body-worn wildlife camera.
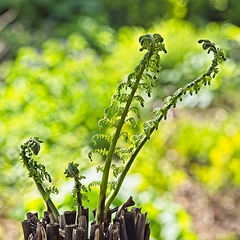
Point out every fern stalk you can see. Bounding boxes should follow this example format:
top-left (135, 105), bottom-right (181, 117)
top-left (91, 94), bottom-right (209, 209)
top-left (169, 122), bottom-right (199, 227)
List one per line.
top-left (64, 162), bottom-right (87, 220)
top-left (28, 170), bottom-right (60, 220)
top-left (20, 139), bottom-right (60, 221)
top-left (105, 39), bottom-right (226, 211)
top-left (96, 34), bottom-right (156, 223)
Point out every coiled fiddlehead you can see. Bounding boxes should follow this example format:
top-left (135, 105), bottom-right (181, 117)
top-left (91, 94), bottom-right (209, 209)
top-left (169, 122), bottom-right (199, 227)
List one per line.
top-left (26, 138), bottom-right (42, 155)
top-left (19, 137), bottom-right (60, 220)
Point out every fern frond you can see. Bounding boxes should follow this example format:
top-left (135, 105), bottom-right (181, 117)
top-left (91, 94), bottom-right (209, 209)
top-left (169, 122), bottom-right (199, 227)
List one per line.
top-left (95, 33), bottom-right (167, 222)
top-left (111, 164), bottom-right (124, 178)
top-left (108, 181), bottom-right (117, 190)
top-left (98, 118), bottom-right (121, 130)
top-left (45, 186), bottom-right (59, 201)
top-left (129, 106), bottom-right (141, 118)
top-left (130, 134), bottom-right (144, 148)
top-left (143, 120), bottom-right (156, 139)
top-left (114, 147), bottom-right (134, 163)
top-left (92, 134), bottom-right (113, 145)
top-left (88, 148), bottom-right (109, 161)
top-left (127, 73), bottom-right (136, 87)
top-left (104, 106), bottom-right (125, 118)
top-left (118, 82), bottom-right (128, 93)
top-left (125, 117), bottom-right (137, 129)
top-left (20, 138), bottom-right (60, 219)
top-left (96, 165), bottom-right (104, 173)
top-left (105, 38), bottom-right (226, 215)
top-left (119, 131), bottom-right (129, 142)
top-left (133, 95), bottom-right (145, 107)
top-left (111, 93), bottom-right (129, 104)
top-left (88, 181), bottom-right (101, 191)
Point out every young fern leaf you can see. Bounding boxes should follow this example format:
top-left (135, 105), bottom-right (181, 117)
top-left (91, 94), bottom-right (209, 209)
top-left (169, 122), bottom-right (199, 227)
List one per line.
top-left (130, 134), bottom-right (145, 148)
top-left (88, 148), bottom-right (109, 161)
top-left (92, 134), bottom-right (113, 146)
top-left (19, 137), bottom-right (60, 220)
top-left (129, 106), bottom-right (141, 118)
top-left (104, 106), bottom-right (125, 118)
top-left (88, 181), bottom-right (101, 191)
top-left (111, 93), bottom-right (129, 104)
top-left (133, 95), bottom-right (145, 107)
top-left (143, 120), bottom-right (156, 139)
top-left (98, 118), bottom-right (121, 130)
top-left (119, 131), bottom-right (129, 142)
top-left (111, 164), bottom-right (124, 178)
top-left (124, 117), bottom-right (137, 129)
top-left (92, 33), bottom-right (167, 223)
top-left (64, 162), bottom-right (88, 218)
top-left (108, 181), bottom-right (117, 191)
top-left (105, 38), bottom-right (226, 214)
top-left (114, 147), bottom-right (134, 163)
top-left (45, 186), bottom-right (59, 201)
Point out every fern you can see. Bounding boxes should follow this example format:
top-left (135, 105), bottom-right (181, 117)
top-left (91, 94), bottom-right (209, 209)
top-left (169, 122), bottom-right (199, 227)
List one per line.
top-left (88, 180), bottom-right (101, 191)
top-left (114, 147), bottom-right (134, 163)
top-left (19, 138), bottom-right (60, 220)
top-left (89, 33), bottom-right (167, 223)
top-left (104, 38), bottom-right (226, 214)
top-left (64, 162), bottom-right (88, 218)
top-left (92, 134), bottom-right (113, 146)
top-left (88, 148), bottom-right (109, 161)
top-left (19, 33), bottom-right (226, 228)
top-left (111, 164), bottom-right (124, 178)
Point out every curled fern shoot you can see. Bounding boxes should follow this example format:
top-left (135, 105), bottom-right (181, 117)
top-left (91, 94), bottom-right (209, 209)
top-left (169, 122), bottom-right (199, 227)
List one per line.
top-left (19, 137), bottom-right (60, 220)
top-left (104, 38), bottom-right (226, 213)
top-left (64, 162), bottom-right (88, 218)
top-left (90, 33), bottom-right (167, 223)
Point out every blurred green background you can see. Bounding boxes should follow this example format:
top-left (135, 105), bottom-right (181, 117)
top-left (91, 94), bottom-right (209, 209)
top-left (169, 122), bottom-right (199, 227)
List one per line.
top-left (0, 0), bottom-right (240, 239)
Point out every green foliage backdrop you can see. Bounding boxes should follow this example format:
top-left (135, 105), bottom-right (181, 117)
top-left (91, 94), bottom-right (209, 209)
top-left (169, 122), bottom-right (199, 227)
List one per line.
top-left (0, 1), bottom-right (240, 239)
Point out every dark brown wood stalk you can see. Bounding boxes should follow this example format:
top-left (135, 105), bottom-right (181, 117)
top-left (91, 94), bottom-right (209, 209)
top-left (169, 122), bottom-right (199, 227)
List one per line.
top-left (135, 213), bottom-right (147, 240)
top-left (73, 227), bottom-right (86, 240)
top-left (79, 206), bottom-right (89, 234)
top-left (37, 222), bottom-right (46, 240)
top-left (31, 215), bottom-right (40, 225)
top-left (114, 216), bottom-right (128, 240)
top-left (78, 215), bottom-right (88, 239)
top-left (79, 206), bottom-right (89, 224)
top-left (58, 215), bottom-right (66, 230)
top-left (22, 220), bottom-right (32, 240)
top-left (107, 223), bottom-right (119, 240)
top-left (65, 224), bottom-right (76, 240)
top-left (110, 196), bottom-right (135, 219)
top-left (144, 222), bottom-right (151, 240)
top-left (49, 212), bottom-right (57, 223)
top-left (90, 223), bottom-right (104, 240)
top-left (131, 207), bottom-right (141, 215)
top-left (42, 211), bottom-right (50, 224)
top-left (46, 223), bottom-right (60, 240)
top-left (26, 212), bottom-right (38, 221)
top-left (124, 212), bottom-right (136, 240)
top-left (107, 229), bottom-right (119, 240)
top-left (64, 210), bottom-right (76, 225)
top-left (94, 228), bottom-right (100, 240)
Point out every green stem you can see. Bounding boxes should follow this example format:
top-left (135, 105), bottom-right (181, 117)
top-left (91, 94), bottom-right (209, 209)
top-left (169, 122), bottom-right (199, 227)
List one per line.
top-left (25, 164), bottom-right (60, 221)
top-left (96, 34), bottom-right (156, 223)
top-left (33, 177), bottom-right (60, 221)
top-left (105, 133), bottom-right (150, 211)
top-left (76, 180), bottom-right (82, 219)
